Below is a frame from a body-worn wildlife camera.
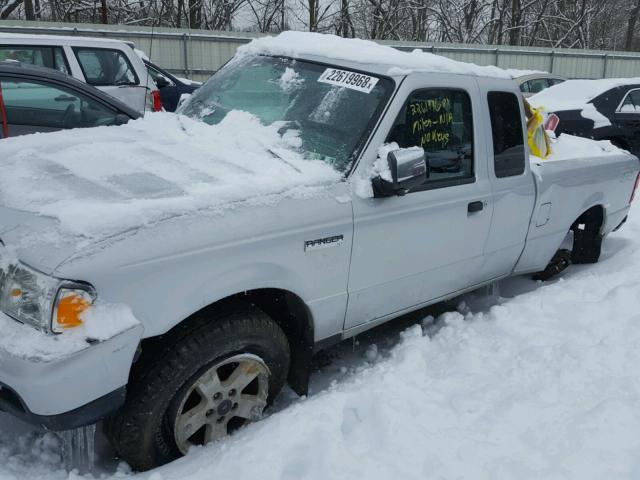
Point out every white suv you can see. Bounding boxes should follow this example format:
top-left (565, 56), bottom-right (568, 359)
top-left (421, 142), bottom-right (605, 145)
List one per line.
top-left (0, 33), bottom-right (161, 113)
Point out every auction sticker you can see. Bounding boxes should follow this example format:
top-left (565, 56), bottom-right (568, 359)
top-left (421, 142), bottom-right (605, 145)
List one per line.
top-left (318, 68), bottom-right (379, 93)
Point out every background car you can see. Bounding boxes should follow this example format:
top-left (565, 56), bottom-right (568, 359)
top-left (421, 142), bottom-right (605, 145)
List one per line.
top-left (144, 60), bottom-right (201, 112)
top-left (530, 78), bottom-right (640, 156)
top-left (509, 71), bottom-right (566, 97)
top-left (0, 61), bottom-right (140, 138)
top-left (0, 33), bottom-right (161, 113)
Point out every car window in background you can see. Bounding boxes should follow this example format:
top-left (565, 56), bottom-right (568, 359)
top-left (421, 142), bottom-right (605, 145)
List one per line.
top-left (0, 78), bottom-right (120, 129)
top-left (548, 78), bottom-right (565, 86)
top-left (520, 82), bottom-right (530, 93)
top-left (0, 46), bottom-right (69, 74)
top-left (488, 91), bottom-right (525, 178)
top-left (526, 78), bottom-right (549, 94)
top-left (74, 48), bottom-right (138, 86)
top-left (618, 90), bottom-right (640, 113)
top-left (146, 63), bottom-right (160, 83)
top-left (386, 88), bottom-right (474, 186)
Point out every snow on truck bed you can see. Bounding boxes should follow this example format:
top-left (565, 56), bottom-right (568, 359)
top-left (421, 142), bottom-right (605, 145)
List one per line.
top-left (0, 112), bottom-right (340, 239)
top-left (534, 133), bottom-right (625, 163)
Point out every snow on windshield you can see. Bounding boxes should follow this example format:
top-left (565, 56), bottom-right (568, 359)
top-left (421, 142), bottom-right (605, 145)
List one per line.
top-left (0, 112), bottom-right (341, 239)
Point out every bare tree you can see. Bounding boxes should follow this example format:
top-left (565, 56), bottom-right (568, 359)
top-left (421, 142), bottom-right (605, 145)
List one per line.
top-left (1, 0), bottom-right (639, 52)
top-left (625, 0), bottom-right (640, 50)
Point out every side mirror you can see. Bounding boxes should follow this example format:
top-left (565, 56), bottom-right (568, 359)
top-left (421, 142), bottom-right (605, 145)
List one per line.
top-left (155, 75), bottom-right (170, 89)
top-left (373, 147), bottom-right (428, 197)
top-left (114, 113), bottom-right (131, 126)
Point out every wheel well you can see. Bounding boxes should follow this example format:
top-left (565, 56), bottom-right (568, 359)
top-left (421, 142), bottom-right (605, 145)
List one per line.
top-left (137, 289), bottom-right (314, 397)
top-left (603, 137), bottom-right (629, 150)
top-left (570, 205), bottom-right (604, 264)
top-left (571, 205), bottom-right (604, 232)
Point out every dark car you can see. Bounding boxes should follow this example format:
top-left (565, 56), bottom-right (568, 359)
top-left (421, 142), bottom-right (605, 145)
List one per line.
top-left (144, 60), bottom-right (201, 112)
top-left (0, 61), bottom-right (140, 139)
top-left (530, 79), bottom-right (640, 157)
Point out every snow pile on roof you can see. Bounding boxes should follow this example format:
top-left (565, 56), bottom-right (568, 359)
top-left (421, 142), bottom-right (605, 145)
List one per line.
top-left (532, 133), bottom-right (626, 162)
top-left (238, 31), bottom-right (512, 79)
top-left (529, 78), bottom-right (640, 128)
top-left (0, 112), bottom-right (341, 239)
top-left (503, 68), bottom-right (548, 78)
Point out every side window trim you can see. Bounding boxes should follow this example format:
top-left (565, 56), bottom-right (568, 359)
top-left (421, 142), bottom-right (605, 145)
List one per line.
top-left (53, 46), bottom-right (71, 74)
top-left (616, 88), bottom-right (640, 113)
top-left (386, 86), bottom-right (476, 193)
top-left (72, 47), bottom-right (140, 86)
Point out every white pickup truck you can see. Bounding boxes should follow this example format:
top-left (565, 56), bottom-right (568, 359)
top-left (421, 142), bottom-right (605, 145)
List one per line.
top-left (0, 32), bottom-right (638, 471)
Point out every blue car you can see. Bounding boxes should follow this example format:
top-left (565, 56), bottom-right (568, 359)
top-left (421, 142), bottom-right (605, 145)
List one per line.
top-left (144, 60), bottom-right (201, 112)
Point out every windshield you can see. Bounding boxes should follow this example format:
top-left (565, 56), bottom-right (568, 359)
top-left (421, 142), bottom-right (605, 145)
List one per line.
top-left (180, 55), bottom-right (393, 172)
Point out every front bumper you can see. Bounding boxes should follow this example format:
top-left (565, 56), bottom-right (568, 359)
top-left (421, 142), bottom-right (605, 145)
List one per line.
top-left (0, 312), bottom-right (143, 430)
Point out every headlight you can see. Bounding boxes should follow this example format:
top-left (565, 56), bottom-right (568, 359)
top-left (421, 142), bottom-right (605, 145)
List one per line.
top-left (0, 261), bottom-right (96, 333)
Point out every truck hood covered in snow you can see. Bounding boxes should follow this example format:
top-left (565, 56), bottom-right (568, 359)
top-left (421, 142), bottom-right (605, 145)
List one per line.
top-left (0, 112), bottom-right (341, 271)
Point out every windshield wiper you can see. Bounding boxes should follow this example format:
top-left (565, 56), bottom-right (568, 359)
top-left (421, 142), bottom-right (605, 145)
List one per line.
top-left (268, 149), bottom-right (302, 173)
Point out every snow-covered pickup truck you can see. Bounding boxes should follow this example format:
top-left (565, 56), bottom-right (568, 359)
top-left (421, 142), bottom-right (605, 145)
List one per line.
top-left (0, 32), bottom-right (638, 471)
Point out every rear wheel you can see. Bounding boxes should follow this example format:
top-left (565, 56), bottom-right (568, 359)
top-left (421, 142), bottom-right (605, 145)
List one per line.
top-left (571, 217), bottom-right (603, 264)
top-left (104, 303), bottom-right (290, 471)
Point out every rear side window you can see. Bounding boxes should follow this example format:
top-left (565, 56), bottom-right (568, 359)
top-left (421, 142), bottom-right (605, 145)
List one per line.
top-left (488, 91), bottom-right (525, 178)
top-left (0, 46), bottom-right (69, 74)
top-left (74, 48), bottom-right (138, 86)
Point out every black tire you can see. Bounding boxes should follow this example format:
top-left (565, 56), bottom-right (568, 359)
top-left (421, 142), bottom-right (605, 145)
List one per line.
top-left (532, 248), bottom-right (572, 281)
top-left (104, 302), bottom-right (290, 472)
top-left (571, 225), bottom-right (603, 264)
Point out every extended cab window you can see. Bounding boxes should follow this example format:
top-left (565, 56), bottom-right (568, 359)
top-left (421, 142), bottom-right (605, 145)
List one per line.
top-left (74, 48), bottom-right (138, 86)
top-left (385, 88), bottom-right (474, 187)
top-left (1, 77), bottom-right (120, 129)
top-left (0, 46), bottom-right (69, 74)
top-left (488, 91), bottom-right (525, 178)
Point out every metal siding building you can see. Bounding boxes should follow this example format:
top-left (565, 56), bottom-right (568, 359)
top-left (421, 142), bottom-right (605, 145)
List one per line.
top-left (1, 20), bottom-right (639, 82)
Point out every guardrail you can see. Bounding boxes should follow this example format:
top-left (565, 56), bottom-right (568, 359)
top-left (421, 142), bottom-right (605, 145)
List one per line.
top-left (1, 20), bottom-right (639, 82)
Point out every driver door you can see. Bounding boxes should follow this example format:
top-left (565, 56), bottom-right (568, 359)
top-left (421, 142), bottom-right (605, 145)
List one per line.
top-left (345, 74), bottom-right (494, 329)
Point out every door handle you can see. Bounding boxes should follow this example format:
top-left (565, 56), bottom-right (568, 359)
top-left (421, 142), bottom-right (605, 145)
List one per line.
top-left (468, 201), bottom-right (484, 213)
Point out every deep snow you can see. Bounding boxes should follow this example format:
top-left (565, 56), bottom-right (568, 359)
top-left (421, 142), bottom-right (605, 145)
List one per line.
top-left (1, 202), bottom-right (640, 479)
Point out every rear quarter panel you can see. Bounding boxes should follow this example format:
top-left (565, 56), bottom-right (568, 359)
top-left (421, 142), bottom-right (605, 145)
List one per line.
top-left (514, 153), bottom-right (639, 273)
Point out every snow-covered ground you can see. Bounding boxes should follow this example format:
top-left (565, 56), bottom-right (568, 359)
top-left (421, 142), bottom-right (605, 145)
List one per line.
top-left (1, 201), bottom-right (639, 479)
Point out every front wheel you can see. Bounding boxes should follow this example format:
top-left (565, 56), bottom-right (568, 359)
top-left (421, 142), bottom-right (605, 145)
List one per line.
top-left (104, 303), bottom-right (290, 471)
